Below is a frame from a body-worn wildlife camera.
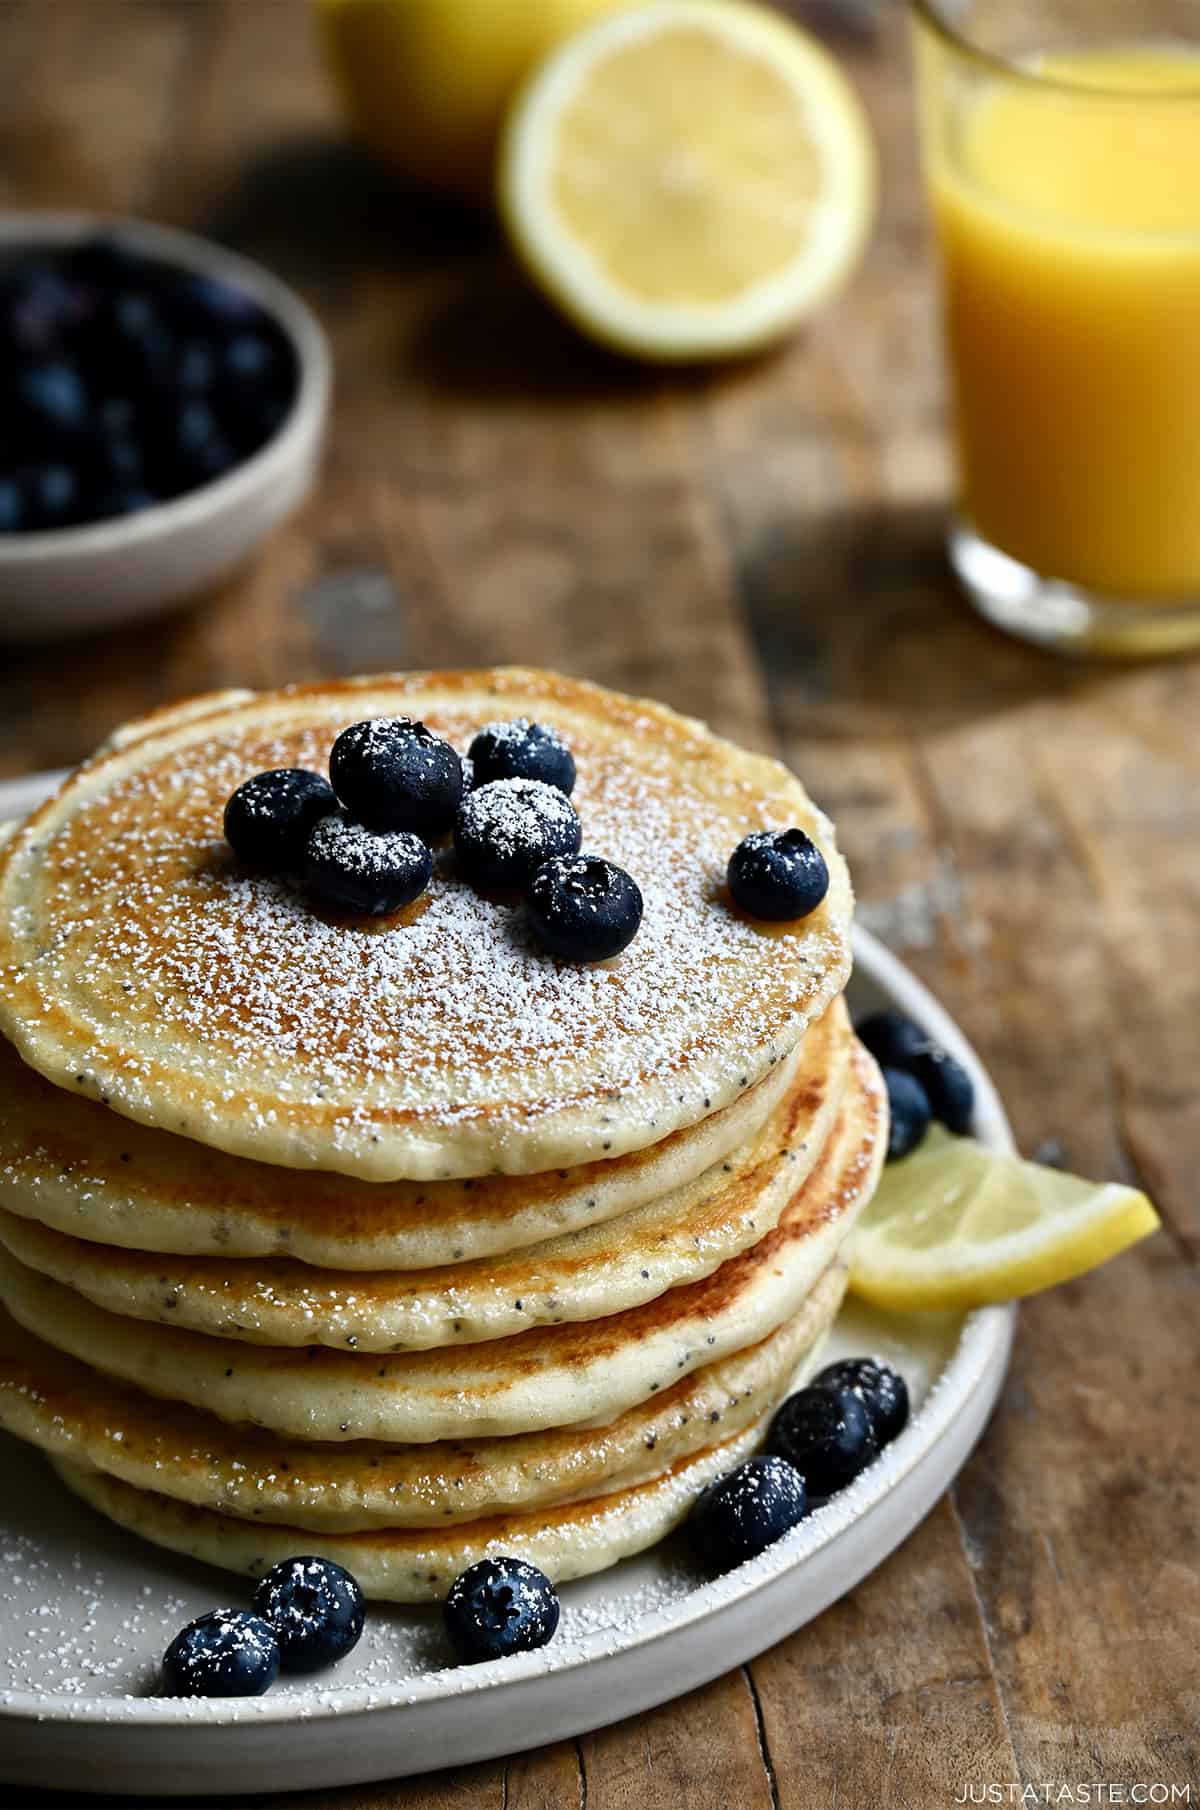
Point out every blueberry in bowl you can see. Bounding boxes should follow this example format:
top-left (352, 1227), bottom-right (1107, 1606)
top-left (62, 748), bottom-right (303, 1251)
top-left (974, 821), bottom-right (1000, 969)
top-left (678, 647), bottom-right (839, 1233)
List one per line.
top-left (0, 214), bottom-right (329, 642)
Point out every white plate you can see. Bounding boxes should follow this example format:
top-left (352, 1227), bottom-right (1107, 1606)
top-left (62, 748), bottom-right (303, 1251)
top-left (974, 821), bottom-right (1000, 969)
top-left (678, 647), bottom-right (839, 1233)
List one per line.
top-left (0, 769), bottom-right (1015, 1798)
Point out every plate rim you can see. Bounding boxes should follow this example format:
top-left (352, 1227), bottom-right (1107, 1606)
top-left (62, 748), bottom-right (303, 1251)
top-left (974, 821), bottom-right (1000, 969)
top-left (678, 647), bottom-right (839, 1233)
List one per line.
top-left (0, 766), bottom-right (1016, 1739)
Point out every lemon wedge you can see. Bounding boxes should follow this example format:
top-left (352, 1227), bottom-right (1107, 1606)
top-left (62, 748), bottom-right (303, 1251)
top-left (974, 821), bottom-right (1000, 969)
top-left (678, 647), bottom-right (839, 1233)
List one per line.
top-left (849, 1127), bottom-right (1161, 1313)
top-left (498, 0), bottom-right (876, 359)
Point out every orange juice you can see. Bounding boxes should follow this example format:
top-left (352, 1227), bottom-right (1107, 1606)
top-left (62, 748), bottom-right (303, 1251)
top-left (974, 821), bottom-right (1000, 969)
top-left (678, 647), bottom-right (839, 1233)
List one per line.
top-left (927, 47), bottom-right (1200, 598)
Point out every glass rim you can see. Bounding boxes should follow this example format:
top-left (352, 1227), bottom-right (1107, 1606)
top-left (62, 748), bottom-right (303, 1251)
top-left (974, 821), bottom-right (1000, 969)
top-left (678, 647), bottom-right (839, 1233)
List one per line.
top-left (910, 0), bottom-right (1200, 100)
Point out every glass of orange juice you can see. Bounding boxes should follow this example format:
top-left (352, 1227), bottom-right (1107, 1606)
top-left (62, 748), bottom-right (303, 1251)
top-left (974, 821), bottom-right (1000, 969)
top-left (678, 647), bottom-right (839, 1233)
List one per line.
top-left (913, 0), bottom-right (1200, 655)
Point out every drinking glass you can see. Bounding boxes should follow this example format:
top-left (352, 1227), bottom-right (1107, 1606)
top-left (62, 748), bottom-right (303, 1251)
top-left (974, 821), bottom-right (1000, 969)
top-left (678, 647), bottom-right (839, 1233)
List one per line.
top-left (913, 0), bottom-right (1200, 655)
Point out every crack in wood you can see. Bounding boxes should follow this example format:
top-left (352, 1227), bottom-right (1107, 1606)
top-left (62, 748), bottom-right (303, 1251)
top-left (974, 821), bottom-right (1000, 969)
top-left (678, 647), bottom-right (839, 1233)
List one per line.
top-left (740, 1662), bottom-right (781, 1810)
top-left (947, 1485), bottom-right (1024, 1789)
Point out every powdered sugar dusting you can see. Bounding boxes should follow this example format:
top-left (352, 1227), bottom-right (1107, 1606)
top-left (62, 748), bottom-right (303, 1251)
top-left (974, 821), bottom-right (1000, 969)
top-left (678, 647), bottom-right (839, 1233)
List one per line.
top-left (306, 813), bottom-right (426, 879)
top-left (456, 777), bottom-right (578, 866)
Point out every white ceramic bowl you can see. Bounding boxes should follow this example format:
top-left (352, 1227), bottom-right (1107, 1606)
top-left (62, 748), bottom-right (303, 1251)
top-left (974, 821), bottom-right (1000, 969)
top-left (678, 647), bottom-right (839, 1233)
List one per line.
top-left (0, 214), bottom-right (331, 642)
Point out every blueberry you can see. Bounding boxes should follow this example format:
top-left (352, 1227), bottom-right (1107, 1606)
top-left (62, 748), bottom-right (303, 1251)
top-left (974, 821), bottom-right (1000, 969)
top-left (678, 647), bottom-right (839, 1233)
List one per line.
top-left (305, 811), bottom-right (433, 917)
top-left (85, 290), bottom-right (174, 394)
top-left (170, 272), bottom-right (262, 332)
top-left (882, 1065), bottom-right (931, 1162)
top-left (467, 719), bottom-right (576, 795)
top-left (252, 1556), bottom-right (365, 1675)
top-left (96, 431), bottom-right (144, 487)
top-left (857, 1012), bottom-right (974, 1134)
top-left (65, 236), bottom-right (155, 295)
top-left (173, 398), bottom-right (236, 485)
top-left (0, 477), bottom-right (22, 533)
top-left (224, 768), bottom-right (337, 872)
top-left (13, 362), bottom-right (89, 441)
top-left (767, 1385), bottom-right (878, 1498)
top-left (160, 1609), bottom-right (279, 1699)
top-left (97, 397), bottom-right (136, 437)
top-left (687, 1455), bottom-right (808, 1574)
top-left (811, 1357), bottom-right (909, 1449)
top-left (223, 333), bottom-right (278, 387)
top-left (4, 268), bottom-right (87, 357)
top-left (330, 717), bottom-right (463, 837)
top-left (527, 855), bottom-right (642, 962)
top-left (24, 464), bottom-right (80, 531)
top-left (88, 484), bottom-right (158, 522)
top-left (176, 338), bottom-right (218, 393)
top-left (727, 828), bottom-right (829, 922)
top-left (443, 1556), bottom-right (560, 1665)
top-left (855, 1009), bottom-right (931, 1072)
top-left (454, 779), bottom-right (582, 894)
top-left (910, 1047), bottom-right (975, 1135)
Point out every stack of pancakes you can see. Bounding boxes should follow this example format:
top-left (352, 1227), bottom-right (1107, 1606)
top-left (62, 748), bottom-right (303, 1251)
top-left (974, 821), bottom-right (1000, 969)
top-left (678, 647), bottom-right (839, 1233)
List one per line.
top-left (0, 671), bottom-right (885, 1601)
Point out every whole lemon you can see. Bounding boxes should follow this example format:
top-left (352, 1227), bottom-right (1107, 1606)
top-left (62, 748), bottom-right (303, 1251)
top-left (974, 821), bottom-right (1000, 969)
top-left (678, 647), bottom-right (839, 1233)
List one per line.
top-left (315, 0), bottom-right (628, 201)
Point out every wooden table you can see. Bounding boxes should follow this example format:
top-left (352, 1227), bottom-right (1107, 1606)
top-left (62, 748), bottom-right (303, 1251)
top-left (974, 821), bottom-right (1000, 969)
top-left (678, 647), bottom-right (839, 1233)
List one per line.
top-left (1, 4), bottom-right (1197, 1805)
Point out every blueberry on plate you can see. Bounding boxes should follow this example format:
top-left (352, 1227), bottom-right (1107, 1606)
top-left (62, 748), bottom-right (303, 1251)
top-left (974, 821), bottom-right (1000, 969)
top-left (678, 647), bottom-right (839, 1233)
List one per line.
top-left (811, 1357), bottom-right (909, 1449)
top-left (882, 1065), bottom-right (931, 1162)
top-left (857, 1011), bottom-right (975, 1135)
top-left (688, 1455), bottom-right (808, 1573)
top-left (767, 1385), bottom-right (878, 1498)
top-left (727, 828), bottom-right (829, 922)
top-left (855, 1008), bottom-right (930, 1073)
top-left (910, 1046), bottom-right (975, 1135)
top-left (330, 717), bottom-right (463, 837)
top-left (467, 718), bottom-right (576, 795)
top-left (161, 1609), bottom-right (279, 1699)
top-left (527, 854), bottom-right (642, 962)
top-left (224, 768), bottom-right (337, 873)
top-left (253, 1556), bottom-right (365, 1675)
top-left (443, 1556), bottom-right (560, 1665)
top-left (305, 811), bottom-right (432, 917)
top-left (454, 779), bottom-right (582, 894)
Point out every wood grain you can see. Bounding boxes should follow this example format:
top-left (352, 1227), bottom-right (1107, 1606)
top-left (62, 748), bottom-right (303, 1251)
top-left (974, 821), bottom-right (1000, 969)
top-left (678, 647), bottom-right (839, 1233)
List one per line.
top-left (0, 3), bottom-right (1196, 1807)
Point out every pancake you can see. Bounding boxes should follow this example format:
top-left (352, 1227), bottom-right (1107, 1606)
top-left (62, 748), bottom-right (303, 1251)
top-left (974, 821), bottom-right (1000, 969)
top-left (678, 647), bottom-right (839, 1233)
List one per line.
top-left (54, 1429), bottom-right (767, 1601)
top-left (0, 1263), bottom-right (846, 1530)
top-left (0, 1010), bottom-right (852, 1349)
top-left (0, 1000), bottom-right (821, 1274)
top-left (0, 1042), bottom-right (884, 1443)
top-left (0, 670), bottom-right (853, 1181)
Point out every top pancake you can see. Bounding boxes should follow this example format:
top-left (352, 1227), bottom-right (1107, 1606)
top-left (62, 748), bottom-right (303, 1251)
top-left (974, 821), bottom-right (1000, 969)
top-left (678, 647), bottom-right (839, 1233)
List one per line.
top-left (0, 670), bottom-right (853, 1180)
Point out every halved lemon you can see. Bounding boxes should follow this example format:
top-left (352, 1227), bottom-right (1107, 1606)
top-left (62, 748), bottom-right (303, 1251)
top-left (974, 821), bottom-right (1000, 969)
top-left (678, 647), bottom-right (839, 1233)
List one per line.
top-left (849, 1128), bottom-right (1161, 1313)
top-left (498, 0), bottom-right (876, 360)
